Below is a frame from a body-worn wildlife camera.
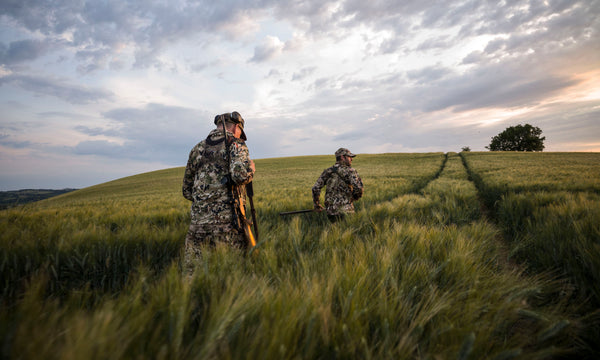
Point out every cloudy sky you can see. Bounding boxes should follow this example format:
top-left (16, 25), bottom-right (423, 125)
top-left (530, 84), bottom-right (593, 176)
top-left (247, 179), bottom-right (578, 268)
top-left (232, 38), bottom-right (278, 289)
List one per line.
top-left (1, 0), bottom-right (599, 190)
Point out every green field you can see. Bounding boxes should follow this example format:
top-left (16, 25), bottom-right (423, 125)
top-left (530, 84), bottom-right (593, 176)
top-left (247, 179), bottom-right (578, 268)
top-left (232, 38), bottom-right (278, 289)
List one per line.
top-left (1, 152), bottom-right (599, 359)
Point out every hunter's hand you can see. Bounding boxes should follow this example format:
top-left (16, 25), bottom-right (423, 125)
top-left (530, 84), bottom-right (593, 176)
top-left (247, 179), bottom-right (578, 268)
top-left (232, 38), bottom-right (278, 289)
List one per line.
top-left (314, 203), bottom-right (324, 212)
top-left (249, 160), bottom-right (256, 173)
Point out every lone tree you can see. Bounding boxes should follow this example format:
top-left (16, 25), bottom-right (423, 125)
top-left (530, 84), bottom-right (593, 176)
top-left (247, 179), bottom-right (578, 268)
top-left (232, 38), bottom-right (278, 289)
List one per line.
top-left (486, 124), bottom-right (545, 151)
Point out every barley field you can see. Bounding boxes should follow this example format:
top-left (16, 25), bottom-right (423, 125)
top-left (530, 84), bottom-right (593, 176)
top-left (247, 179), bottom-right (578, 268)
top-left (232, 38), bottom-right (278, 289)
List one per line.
top-left (1, 152), bottom-right (598, 359)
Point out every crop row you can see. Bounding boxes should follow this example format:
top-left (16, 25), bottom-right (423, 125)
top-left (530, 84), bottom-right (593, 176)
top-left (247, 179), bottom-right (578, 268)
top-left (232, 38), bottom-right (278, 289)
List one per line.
top-left (461, 152), bottom-right (600, 301)
top-left (461, 152), bottom-right (600, 353)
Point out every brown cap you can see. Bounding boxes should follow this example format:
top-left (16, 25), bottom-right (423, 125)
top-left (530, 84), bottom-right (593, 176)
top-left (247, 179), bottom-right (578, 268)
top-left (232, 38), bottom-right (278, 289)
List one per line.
top-left (335, 148), bottom-right (356, 157)
top-left (214, 111), bottom-right (247, 140)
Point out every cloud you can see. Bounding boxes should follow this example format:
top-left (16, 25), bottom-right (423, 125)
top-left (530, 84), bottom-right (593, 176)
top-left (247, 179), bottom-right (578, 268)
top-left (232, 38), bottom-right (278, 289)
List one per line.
top-left (414, 36), bottom-right (452, 52)
top-left (1, 0), bottom-right (599, 190)
top-left (419, 69), bottom-right (579, 112)
top-left (1, 0), bottom-right (263, 69)
top-left (0, 73), bottom-right (114, 104)
top-left (73, 140), bottom-right (125, 157)
top-left (0, 39), bottom-right (53, 65)
top-left (292, 66), bottom-right (317, 81)
top-left (509, 101), bottom-right (600, 146)
top-left (249, 36), bottom-right (285, 63)
top-left (461, 51), bottom-right (485, 65)
top-left (1, 0), bottom-right (597, 71)
top-left (70, 103), bottom-right (212, 164)
top-left (406, 65), bottom-right (452, 85)
top-left (388, 55), bottom-right (582, 114)
top-left (0, 136), bottom-right (32, 149)
top-left (74, 125), bottom-right (121, 137)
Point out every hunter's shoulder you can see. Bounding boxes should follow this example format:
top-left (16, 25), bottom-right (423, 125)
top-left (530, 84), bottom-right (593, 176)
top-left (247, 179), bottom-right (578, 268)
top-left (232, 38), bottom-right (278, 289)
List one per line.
top-left (231, 137), bottom-right (247, 146)
top-left (189, 139), bottom-right (206, 153)
top-left (336, 164), bottom-right (355, 173)
top-left (321, 165), bottom-right (337, 174)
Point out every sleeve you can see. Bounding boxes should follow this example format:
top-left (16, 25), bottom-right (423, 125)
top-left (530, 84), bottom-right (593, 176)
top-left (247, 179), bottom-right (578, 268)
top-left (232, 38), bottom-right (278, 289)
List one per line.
top-left (312, 168), bottom-right (329, 204)
top-left (229, 140), bottom-right (254, 186)
top-left (349, 168), bottom-right (364, 200)
top-left (182, 146), bottom-right (199, 201)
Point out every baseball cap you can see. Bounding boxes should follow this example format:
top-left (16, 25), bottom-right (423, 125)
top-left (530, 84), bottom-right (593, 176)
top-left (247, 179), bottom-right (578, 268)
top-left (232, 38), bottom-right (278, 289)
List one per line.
top-left (214, 111), bottom-right (247, 140)
top-left (335, 148), bottom-right (356, 157)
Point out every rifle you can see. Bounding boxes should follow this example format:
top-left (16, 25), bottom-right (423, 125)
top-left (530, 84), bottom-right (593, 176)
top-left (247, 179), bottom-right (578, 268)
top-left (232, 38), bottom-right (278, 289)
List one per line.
top-left (246, 182), bottom-right (259, 241)
top-left (279, 209), bottom-right (317, 216)
top-left (222, 119), bottom-right (257, 248)
top-left (234, 187), bottom-right (257, 248)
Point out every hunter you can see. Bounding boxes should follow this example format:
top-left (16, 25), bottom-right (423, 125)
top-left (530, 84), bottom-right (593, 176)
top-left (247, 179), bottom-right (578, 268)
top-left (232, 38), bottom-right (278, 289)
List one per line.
top-left (312, 148), bottom-right (364, 222)
top-left (182, 112), bottom-right (255, 266)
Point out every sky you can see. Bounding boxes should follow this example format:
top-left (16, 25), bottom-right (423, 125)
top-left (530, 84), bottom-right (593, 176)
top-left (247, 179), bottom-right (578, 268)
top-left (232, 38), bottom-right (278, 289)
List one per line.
top-left (1, 0), bottom-right (599, 190)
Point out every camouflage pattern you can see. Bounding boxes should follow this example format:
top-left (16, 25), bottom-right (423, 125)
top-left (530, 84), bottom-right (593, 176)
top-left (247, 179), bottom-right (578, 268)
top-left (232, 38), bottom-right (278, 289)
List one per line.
top-left (312, 162), bottom-right (363, 216)
top-left (335, 148), bottom-right (356, 158)
top-left (182, 127), bottom-right (254, 264)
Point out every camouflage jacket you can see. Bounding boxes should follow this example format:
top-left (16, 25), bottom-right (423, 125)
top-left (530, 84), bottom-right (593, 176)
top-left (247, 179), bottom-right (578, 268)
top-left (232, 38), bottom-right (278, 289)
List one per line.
top-left (312, 163), bottom-right (363, 216)
top-left (182, 128), bottom-right (254, 230)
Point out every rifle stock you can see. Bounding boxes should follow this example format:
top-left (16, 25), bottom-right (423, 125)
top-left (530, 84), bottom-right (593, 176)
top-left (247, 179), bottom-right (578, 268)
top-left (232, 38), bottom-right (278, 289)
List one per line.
top-left (246, 182), bottom-right (259, 241)
top-left (236, 193), bottom-right (256, 248)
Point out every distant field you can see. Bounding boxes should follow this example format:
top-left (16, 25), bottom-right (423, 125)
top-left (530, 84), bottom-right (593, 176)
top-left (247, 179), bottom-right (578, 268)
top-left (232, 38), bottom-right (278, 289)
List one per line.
top-left (1, 152), bottom-right (598, 359)
top-left (0, 188), bottom-right (77, 209)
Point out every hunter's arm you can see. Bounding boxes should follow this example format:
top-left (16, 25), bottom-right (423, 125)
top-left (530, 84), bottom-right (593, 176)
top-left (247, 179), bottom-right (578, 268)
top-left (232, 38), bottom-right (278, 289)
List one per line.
top-left (182, 146), bottom-right (199, 201)
top-left (349, 168), bottom-right (364, 200)
top-left (312, 169), bottom-right (328, 205)
top-left (229, 139), bottom-right (254, 185)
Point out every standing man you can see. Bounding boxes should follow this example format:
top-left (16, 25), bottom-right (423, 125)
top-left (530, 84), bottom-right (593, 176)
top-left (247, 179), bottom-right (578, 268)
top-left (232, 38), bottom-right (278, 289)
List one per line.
top-left (312, 148), bottom-right (364, 222)
top-left (182, 112), bottom-right (255, 263)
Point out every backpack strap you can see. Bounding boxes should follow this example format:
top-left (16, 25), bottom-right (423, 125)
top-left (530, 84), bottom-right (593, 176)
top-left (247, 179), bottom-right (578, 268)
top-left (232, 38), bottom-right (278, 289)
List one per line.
top-left (330, 165), bottom-right (350, 186)
top-left (205, 136), bottom-right (225, 146)
top-left (192, 135), bottom-right (226, 173)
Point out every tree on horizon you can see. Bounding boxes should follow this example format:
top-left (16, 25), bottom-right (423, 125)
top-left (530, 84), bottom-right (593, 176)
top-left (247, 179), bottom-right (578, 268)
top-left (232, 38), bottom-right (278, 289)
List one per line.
top-left (486, 124), bottom-right (545, 151)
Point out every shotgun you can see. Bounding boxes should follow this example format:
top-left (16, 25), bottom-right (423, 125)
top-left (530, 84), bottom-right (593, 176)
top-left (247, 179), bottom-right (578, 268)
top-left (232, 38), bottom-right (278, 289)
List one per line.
top-left (279, 209), bottom-right (317, 216)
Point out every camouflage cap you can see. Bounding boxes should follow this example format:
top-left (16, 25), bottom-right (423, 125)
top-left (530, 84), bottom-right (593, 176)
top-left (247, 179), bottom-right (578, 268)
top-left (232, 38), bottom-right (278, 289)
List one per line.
top-left (214, 111), bottom-right (247, 140)
top-left (335, 148), bottom-right (356, 157)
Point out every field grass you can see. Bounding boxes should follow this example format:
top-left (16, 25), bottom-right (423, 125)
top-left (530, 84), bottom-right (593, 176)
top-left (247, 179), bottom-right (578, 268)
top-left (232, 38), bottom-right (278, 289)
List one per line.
top-left (462, 152), bottom-right (600, 301)
top-left (461, 152), bottom-right (600, 209)
top-left (462, 152), bottom-right (600, 353)
top-left (1, 152), bottom-right (598, 359)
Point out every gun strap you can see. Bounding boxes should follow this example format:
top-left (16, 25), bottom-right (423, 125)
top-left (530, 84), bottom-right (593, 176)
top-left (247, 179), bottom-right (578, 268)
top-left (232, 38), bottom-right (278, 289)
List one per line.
top-left (330, 165), bottom-right (351, 186)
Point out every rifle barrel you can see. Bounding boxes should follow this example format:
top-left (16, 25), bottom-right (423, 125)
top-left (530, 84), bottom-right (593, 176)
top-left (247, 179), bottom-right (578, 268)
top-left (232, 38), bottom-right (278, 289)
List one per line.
top-left (279, 209), bottom-right (316, 216)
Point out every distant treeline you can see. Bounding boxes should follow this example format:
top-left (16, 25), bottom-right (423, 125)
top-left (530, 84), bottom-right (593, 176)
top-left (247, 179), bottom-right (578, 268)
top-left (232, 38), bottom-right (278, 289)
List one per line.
top-left (0, 189), bottom-right (77, 209)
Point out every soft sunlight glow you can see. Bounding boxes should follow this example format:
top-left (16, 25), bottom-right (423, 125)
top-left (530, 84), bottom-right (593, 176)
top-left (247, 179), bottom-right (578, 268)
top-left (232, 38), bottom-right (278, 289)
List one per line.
top-left (0, 65), bottom-right (12, 77)
top-left (476, 108), bottom-right (533, 127)
top-left (573, 71), bottom-right (600, 101)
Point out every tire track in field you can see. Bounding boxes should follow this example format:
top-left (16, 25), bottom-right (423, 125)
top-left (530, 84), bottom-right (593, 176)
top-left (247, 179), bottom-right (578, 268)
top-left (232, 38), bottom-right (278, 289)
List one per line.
top-left (409, 152), bottom-right (449, 195)
top-left (458, 153), bottom-right (493, 218)
top-left (366, 153), bottom-right (479, 228)
top-left (404, 152), bottom-right (516, 268)
top-left (457, 152), bottom-right (516, 269)
top-left (422, 152), bottom-right (483, 226)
